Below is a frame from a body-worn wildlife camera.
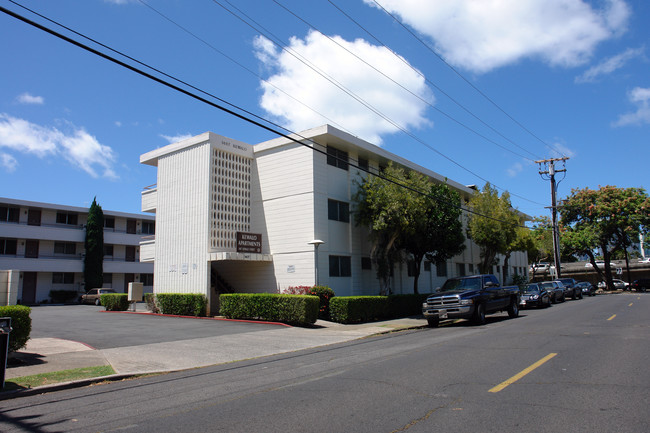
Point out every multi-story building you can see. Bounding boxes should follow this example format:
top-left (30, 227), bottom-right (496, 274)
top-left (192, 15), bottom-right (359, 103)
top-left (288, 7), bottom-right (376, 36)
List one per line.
top-left (140, 124), bottom-right (528, 315)
top-left (0, 197), bottom-right (155, 305)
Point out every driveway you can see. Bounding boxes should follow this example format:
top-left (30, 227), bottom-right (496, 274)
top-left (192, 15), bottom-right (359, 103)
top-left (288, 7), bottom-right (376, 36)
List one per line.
top-left (28, 305), bottom-right (285, 349)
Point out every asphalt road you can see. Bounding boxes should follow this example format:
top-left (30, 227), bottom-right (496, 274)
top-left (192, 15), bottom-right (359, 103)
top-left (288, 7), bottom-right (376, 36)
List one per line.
top-left (28, 305), bottom-right (284, 349)
top-left (1, 294), bottom-right (648, 432)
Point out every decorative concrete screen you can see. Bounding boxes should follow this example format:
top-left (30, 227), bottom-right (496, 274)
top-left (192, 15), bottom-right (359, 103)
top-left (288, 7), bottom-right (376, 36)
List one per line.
top-left (210, 147), bottom-right (252, 251)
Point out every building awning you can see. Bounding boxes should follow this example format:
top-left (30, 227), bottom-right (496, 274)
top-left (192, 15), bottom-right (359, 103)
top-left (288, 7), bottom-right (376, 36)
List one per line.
top-left (209, 252), bottom-right (273, 262)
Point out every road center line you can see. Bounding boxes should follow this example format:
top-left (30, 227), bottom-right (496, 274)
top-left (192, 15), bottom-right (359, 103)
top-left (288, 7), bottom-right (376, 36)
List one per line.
top-left (607, 314), bottom-right (616, 321)
top-left (489, 353), bottom-right (557, 393)
top-left (628, 303), bottom-right (633, 307)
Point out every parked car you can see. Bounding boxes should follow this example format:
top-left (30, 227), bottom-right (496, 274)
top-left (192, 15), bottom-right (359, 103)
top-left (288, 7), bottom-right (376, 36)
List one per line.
top-left (540, 281), bottom-right (565, 303)
top-left (520, 283), bottom-right (551, 308)
top-left (598, 279), bottom-right (628, 290)
top-left (80, 288), bottom-right (116, 305)
top-left (575, 281), bottom-right (596, 297)
top-left (558, 278), bottom-right (583, 300)
top-left (585, 261), bottom-right (606, 268)
top-left (638, 258), bottom-right (650, 264)
top-left (529, 262), bottom-right (550, 273)
top-left (630, 278), bottom-right (650, 292)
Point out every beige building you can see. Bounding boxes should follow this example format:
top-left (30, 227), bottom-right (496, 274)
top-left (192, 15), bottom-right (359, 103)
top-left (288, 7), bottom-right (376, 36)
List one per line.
top-left (140, 125), bottom-right (528, 315)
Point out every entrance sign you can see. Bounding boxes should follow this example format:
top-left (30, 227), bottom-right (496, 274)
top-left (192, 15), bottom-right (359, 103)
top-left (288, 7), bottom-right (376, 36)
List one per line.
top-left (236, 232), bottom-right (262, 253)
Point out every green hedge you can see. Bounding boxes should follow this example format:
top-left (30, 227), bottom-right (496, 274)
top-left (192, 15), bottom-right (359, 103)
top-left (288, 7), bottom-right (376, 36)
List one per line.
top-left (329, 294), bottom-right (431, 324)
top-left (0, 305), bottom-right (32, 352)
top-left (309, 286), bottom-right (335, 320)
top-left (220, 293), bottom-right (319, 325)
top-left (49, 290), bottom-right (79, 304)
top-left (101, 293), bottom-right (130, 311)
top-left (144, 293), bottom-right (159, 313)
top-left (156, 293), bottom-right (207, 317)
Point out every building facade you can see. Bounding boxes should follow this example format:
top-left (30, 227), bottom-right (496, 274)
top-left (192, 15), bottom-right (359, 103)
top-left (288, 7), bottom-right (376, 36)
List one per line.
top-left (0, 197), bottom-right (155, 305)
top-left (140, 125), bottom-right (528, 315)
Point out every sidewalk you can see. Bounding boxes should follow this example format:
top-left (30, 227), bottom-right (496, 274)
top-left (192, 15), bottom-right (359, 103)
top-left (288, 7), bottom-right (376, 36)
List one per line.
top-left (3, 315), bottom-right (428, 396)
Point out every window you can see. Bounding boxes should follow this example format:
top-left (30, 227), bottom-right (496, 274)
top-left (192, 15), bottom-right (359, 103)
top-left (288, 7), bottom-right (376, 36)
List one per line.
top-left (436, 260), bottom-right (447, 277)
top-left (424, 261), bottom-right (432, 272)
top-left (104, 244), bottom-right (114, 257)
top-left (0, 206), bottom-right (19, 223)
top-left (104, 273), bottom-right (113, 285)
top-left (328, 199), bottom-right (349, 222)
top-left (326, 146), bottom-right (348, 171)
top-left (456, 263), bottom-right (466, 277)
top-left (54, 242), bottom-right (76, 255)
top-left (141, 273), bottom-right (154, 286)
top-left (329, 255), bottom-right (351, 277)
top-left (125, 246), bottom-right (136, 262)
top-left (52, 272), bottom-right (74, 284)
top-left (126, 219), bottom-right (137, 234)
top-left (468, 263), bottom-right (475, 274)
top-left (485, 275), bottom-right (499, 286)
top-left (361, 257), bottom-right (372, 270)
top-left (56, 212), bottom-right (78, 225)
top-left (104, 217), bottom-right (115, 229)
top-left (142, 221), bottom-right (155, 235)
top-left (0, 239), bottom-right (17, 255)
top-left (407, 261), bottom-right (417, 277)
top-left (358, 157), bottom-right (369, 171)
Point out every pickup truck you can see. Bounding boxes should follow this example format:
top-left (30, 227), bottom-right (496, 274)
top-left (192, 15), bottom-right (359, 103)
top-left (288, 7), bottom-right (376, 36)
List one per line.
top-left (422, 274), bottom-right (521, 327)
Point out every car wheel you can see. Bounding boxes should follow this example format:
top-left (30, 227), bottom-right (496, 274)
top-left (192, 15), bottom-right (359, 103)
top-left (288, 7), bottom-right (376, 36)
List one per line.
top-left (507, 298), bottom-right (519, 318)
top-left (571, 290), bottom-right (577, 300)
top-left (95, 298), bottom-right (100, 306)
top-left (427, 318), bottom-right (439, 328)
top-left (472, 303), bottom-right (486, 325)
top-left (551, 294), bottom-right (556, 304)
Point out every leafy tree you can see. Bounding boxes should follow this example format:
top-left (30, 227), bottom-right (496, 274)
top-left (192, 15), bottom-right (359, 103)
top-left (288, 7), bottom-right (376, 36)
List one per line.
top-left (84, 197), bottom-right (104, 290)
top-left (503, 226), bottom-right (535, 284)
top-left (527, 216), bottom-right (555, 279)
top-left (354, 163), bottom-right (465, 294)
top-left (559, 186), bottom-right (650, 290)
top-left (466, 183), bottom-right (520, 274)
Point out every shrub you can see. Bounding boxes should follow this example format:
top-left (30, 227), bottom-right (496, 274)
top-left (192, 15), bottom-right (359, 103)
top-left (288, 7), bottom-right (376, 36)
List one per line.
top-left (309, 286), bottom-right (335, 320)
top-left (329, 296), bottom-right (388, 324)
top-left (156, 293), bottom-right (207, 317)
top-left (220, 293), bottom-right (319, 325)
top-left (144, 293), bottom-right (160, 313)
top-left (101, 293), bottom-right (130, 311)
top-left (0, 305), bottom-right (32, 352)
top-left (284, 286), bottom-right (312, 295)
top-left (49, 290), bottom-right (78, 304)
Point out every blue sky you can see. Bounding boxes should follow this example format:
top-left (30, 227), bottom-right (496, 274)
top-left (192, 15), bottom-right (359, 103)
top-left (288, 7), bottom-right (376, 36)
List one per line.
top-left (0, 0), bottom-right (648, 219)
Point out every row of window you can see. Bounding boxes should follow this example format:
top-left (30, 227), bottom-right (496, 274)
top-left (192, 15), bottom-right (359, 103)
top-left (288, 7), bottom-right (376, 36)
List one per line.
top-left (326, 145), bottom-right (385, 173)
top-left (0, 239), bottom-right (136, 261)
top-left (52, 272), bottom-right (154, 286)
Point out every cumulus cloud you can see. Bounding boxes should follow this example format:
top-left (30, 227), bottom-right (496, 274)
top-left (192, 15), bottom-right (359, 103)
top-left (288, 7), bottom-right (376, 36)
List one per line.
top-left (364, 0), bottom-right (630, 73)
top-left (253, 31), bottom-right (432, 144)
top-left (575, 46), bottom-right (645, 83)
top-left (612, 87), bottom-right (650, 126)
top-left (16, 93), bottom-right (44, 105)
top-left (160, 133), bottom-right (194, 143)
top-left (507, 162), bottom-right (523, 177)
top-left (0, 114), bottom-right (117, 178)
top-left (0, 153), bottom-right (18, 172)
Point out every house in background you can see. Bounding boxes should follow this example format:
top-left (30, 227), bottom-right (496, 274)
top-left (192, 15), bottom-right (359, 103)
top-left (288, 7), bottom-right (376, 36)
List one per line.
top-left (0, 197), bottom-right (154, 305)
top-left (140, 124), bottom-right (528, 315)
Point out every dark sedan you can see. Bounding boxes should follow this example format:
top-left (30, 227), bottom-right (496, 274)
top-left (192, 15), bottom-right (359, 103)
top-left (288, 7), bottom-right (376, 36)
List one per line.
top-left (576, 281), bottom-right (596, 296)
top-left (558, 278), bottom-right (583, 299)
top-left (520, 283), bottom-right (551, 308)
top-left (540, 281), bottom-right (565, 303)
top-left (630, 278), bottom-right (650, 292)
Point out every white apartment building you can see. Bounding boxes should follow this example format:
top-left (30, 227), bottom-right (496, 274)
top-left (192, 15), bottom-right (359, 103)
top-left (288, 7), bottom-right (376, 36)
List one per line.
top-left (0, 197), bottom-right (155, 305)
top-left (140, 125), bottom-right (528, 315)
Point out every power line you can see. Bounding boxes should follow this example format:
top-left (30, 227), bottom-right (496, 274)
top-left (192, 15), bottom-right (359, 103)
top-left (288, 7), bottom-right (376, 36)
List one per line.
top-left (370, 0), bottom-right (566, 158)
top-left (209, 0), bottom-right (546, 207)
top-left (0, 3), bottom-right (530, 229)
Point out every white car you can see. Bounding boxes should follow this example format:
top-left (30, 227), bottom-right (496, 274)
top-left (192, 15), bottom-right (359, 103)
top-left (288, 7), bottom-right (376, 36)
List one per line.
top-left (639, 258), bottom-right (650, 263)
top-left (597, 279), bottom-right (628, 290)
top-left (585, 261), bottom-right (606, 268)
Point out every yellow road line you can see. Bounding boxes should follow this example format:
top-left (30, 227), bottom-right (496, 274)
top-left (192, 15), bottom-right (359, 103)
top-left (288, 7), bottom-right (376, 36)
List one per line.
top-left (607, 314), bottom-right (616, 321)
top-left (628, 303), bottom-right (633, 307)
top-left (489, 353), bottom-right (557, 393)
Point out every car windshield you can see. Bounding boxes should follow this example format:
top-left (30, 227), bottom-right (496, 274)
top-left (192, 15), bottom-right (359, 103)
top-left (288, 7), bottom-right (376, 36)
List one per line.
top-left (540, 282), bottom-right (554, 289)
top-left (524, 285), bottom-right (540, 293)
top-left (439, 277), bottom-right (482, 292)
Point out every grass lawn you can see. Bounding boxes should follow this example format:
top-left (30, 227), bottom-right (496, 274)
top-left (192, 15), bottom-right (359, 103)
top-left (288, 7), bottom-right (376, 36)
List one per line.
top-left (2, 365), bottom-right (116, 391)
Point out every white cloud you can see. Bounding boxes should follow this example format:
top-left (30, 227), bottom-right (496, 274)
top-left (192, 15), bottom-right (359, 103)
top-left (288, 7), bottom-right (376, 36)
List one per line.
top-left (114, 121), bottom-right (122, 127)
top-left (548, 140), bottom-right (575, 159)
top-left (575, 46), bottom-right (645, 83)
top-left (16, 93), bottom-right (44, 105)
top-left (160, 133), bottom-right (194, 144)
top-left (253, 31), bottom-right (432, 145)
top-left (0, 153), bottom-right (18, 172)
top-left (506, 162), bottom-right (523, 177)
top-left (612, 87), bottom-right (650, 126)
top-left (364, 0), bottom-right (630, 73)
top-left (0, 114), bottom-right (117, 178)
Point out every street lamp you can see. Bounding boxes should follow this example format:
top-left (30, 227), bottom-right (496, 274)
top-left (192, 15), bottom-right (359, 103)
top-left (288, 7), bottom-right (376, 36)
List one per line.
top-left (308, 239), bottom-right (325, 285)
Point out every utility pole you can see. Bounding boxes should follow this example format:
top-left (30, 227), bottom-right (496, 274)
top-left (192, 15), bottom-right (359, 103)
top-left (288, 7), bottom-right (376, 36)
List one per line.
top-left (536, 157), bottom-right (568, 279)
